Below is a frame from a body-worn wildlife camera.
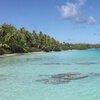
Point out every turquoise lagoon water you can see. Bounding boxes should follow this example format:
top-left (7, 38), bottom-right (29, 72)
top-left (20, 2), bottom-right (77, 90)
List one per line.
top-left (0, 49), bottom-right (100, 100)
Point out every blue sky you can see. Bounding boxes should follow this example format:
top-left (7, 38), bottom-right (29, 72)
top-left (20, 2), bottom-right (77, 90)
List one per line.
top-left (0, 0), bottom-right (100, 43)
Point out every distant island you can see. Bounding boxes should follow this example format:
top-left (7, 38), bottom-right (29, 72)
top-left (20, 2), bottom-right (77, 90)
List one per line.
top-left (0, 24), bottom-right (100, 55)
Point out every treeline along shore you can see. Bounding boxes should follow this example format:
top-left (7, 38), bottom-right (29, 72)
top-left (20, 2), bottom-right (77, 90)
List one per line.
top-left (0, 24), bottom-right (100, 55)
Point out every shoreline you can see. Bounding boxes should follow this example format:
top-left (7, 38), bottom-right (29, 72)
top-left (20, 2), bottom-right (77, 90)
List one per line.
top-left (0, 51), bottom-right (45, 58)
top-left (0, 48), bottom-right (99, 58)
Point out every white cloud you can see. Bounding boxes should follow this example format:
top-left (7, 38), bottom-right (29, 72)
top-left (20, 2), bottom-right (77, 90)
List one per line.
top-left (88, 16), bottom-right (97, 24)
top-left (59, 2), bottom-right (79, 19)
top-left (58, 0), bottom-right (97, 25)
top-left (78, 0), bottom-right (87, 5)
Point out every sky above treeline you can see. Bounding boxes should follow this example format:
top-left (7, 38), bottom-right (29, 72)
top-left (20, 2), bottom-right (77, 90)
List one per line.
top-left (0, 0), bottom-right (100, 43)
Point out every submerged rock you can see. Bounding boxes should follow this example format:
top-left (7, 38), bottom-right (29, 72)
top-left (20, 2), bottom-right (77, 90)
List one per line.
top-left (76, 62), bottom-right (100, 65)
top-left (37, 72), bottom-right (100, 85)
top-left (37, 78), bottom-right (70, 84)
top-left (43, 63), bottom-right (72, 65)
top-left (51, 72), bottom-right (88, 80)
top-left (88, 72), bottom-right (100, 77)
top-left (37, 72), bottom-right (88, 85)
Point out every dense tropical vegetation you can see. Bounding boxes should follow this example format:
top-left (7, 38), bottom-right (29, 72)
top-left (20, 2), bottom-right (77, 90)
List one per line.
top-left (0, 24), bottom-right (100, 55)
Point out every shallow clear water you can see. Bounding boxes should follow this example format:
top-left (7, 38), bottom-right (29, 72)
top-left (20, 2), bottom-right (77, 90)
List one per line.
top-left (0, 49), bottom-right (100, 100)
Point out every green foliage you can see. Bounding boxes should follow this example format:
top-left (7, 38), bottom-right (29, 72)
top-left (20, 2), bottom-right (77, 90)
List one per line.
top-left (0, 24), bottom-right (62, 54)
top-left (0, 23), bottom-right (100, 55)
top-left (61, 43), bottom-right (100, 50)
